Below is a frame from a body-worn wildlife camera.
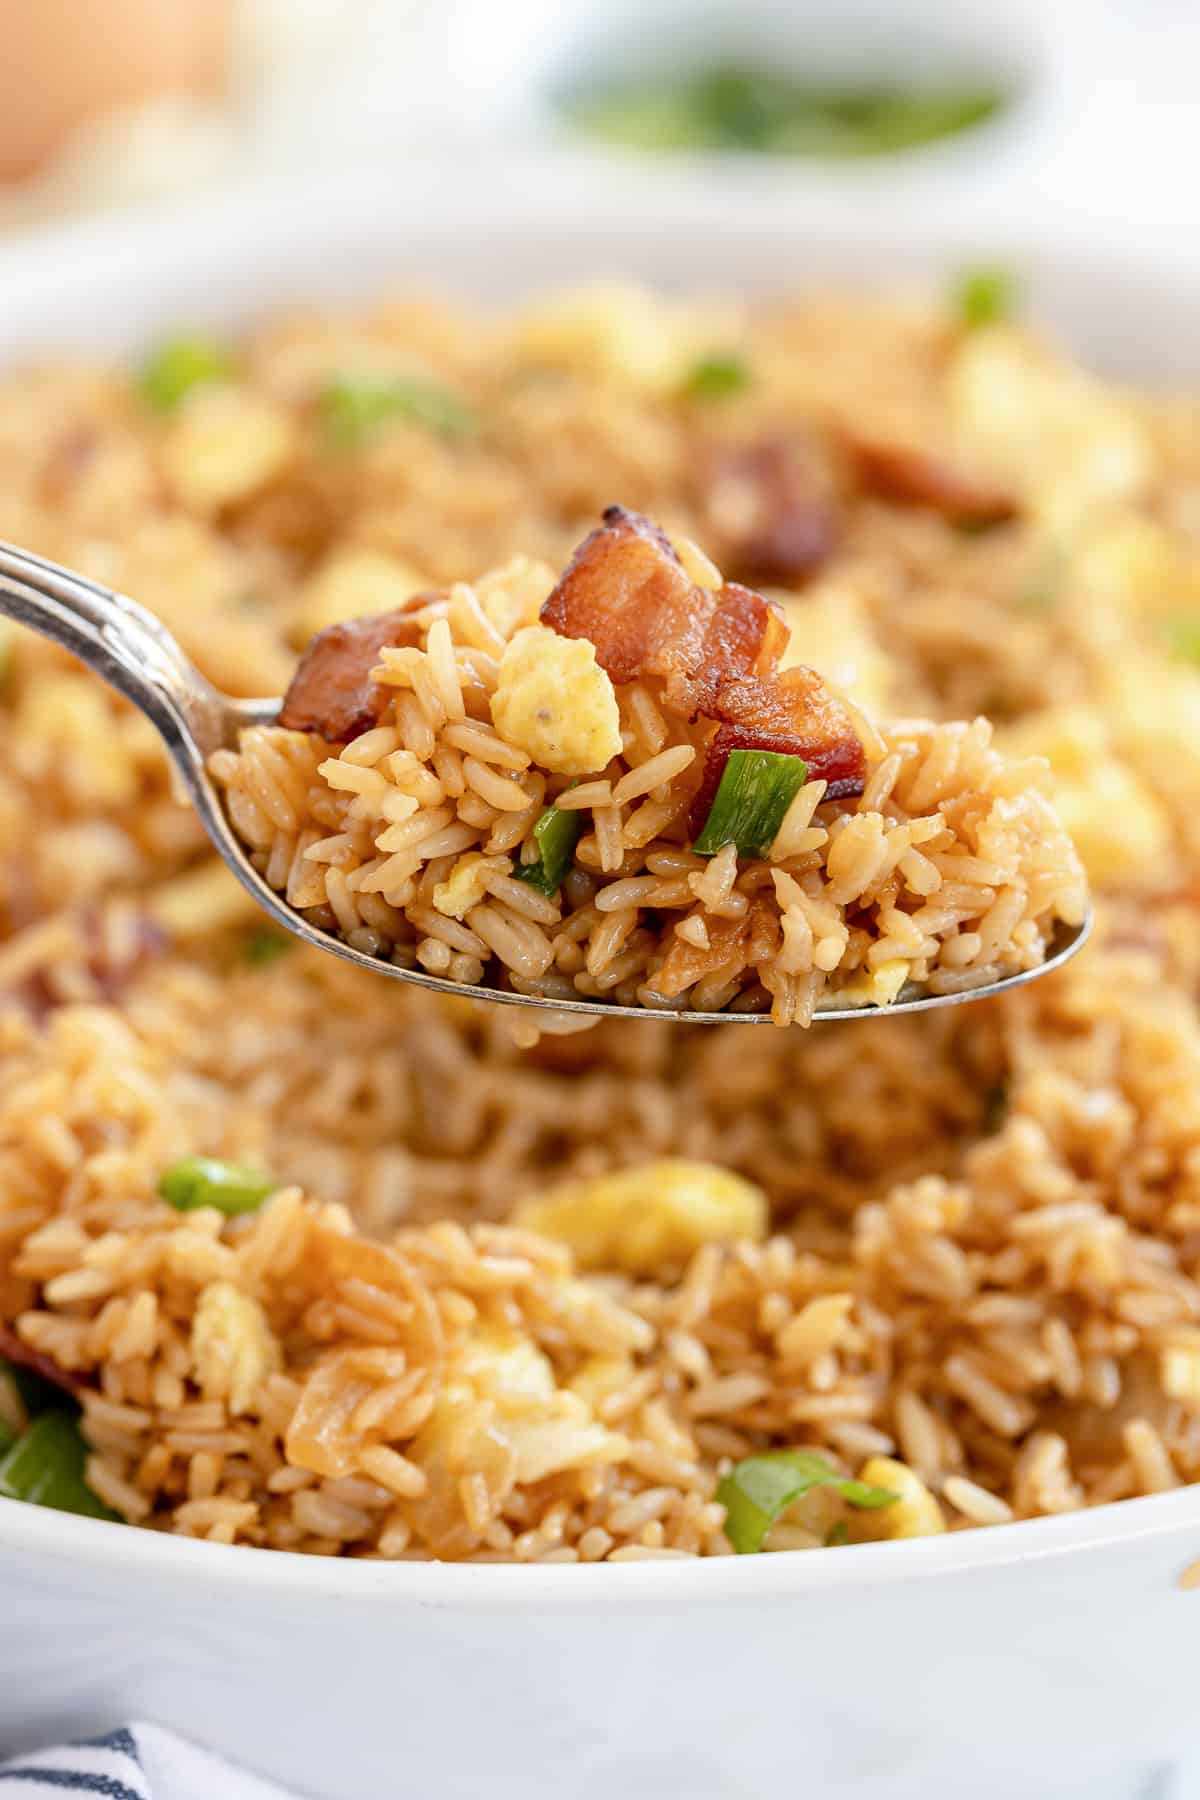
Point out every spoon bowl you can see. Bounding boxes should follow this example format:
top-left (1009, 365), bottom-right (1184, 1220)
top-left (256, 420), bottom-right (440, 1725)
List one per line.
top-left (0, 538), bottom-right (1093, 1024)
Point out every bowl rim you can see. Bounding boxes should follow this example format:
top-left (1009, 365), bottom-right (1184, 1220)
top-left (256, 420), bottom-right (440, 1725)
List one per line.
top-left (4, 1483), bottom-right (1200, 1606)
top-left (2, 161), bottom-right (1199, 1603)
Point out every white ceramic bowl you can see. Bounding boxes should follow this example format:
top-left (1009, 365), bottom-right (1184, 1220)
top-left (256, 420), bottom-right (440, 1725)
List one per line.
top-left (2, 167), bottom-right (1200, 1800)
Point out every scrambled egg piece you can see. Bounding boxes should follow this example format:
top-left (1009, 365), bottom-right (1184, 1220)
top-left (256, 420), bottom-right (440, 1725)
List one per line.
top-left (948, 326), bottom-right (1155, 535)
top-left (512, 282), bottom-right (695, 393)
top-left (516, 1157), bottom-right (768, 1276)
top-left (293, 548), bottom-right (427, 647)
top-left (1075, 513), bottom-right (1200, 652)
top-left (16, 673), bottom-right (143, 807)
top-left (854, 1457), bottom-right (946, 1540)
top-left (148, 858), bottom-right (261, 938)
top-left (453, 1323), bottom-right (557, 1406)
top-left (491, 625), bottom-right (622, 777)
top-left (160, 383), bottom-right (295, 512)
top-left (432, 851), bottom-right (499, 920)
top-left (191, 1281), bottom-right (280, 1416)
top-left (835, 958), bottom-right (912, 1009)
top-left (413, 1325), bottom-right (628, 1496)
top-left (1002, 706), bottom-right (1172, 887)
top-left (778, 581), bottom-right (894, 720)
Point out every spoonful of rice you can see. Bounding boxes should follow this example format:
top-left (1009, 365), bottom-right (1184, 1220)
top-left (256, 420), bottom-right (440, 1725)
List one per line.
top-left (0, 518), bottom-right (1090, 1030)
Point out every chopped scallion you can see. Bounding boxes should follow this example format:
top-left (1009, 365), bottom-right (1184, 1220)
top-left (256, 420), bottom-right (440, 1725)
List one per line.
top-left (242, 927), bottom-right (293, 967)
top-left (158, 1157), bottom-right (275, 1217)
top-left (954, 264), bottom-right (1019, 331)
top-left (718, 1448), bottom-right (897, 1554)
top-left (139, 336), bottom-right (237, 412)
top-left (513, 805), bottom-right (584, 897)
top-left (0, 1412), bottom-right (118, 1520)
top-left (683, 353), bottom-right (750, 401)
top-left (693, 749), bottom-right (808, 859)
top-left (319, 374), bottom-right (475, 449)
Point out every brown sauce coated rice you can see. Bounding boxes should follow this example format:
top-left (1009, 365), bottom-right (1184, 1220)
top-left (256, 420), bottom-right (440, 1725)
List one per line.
top-left (0, 281), bottom-right (1198, 1560)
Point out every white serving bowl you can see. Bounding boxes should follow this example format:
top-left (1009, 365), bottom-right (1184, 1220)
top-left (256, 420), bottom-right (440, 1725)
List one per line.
top-left (2, 166), bottom-right (1200, 1800)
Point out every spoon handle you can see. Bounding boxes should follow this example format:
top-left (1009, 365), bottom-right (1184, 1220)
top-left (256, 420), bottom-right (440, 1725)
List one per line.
top-left (0, 539), bottom-right (273, 764)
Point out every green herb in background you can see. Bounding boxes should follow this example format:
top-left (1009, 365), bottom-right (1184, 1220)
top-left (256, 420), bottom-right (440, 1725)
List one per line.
top-left (514, 805), bottom-right (585, 897)
top-left (954, 265), bottom-right (1020, 331)
top-left (564, 65), bottom-right (1008, 160)
top-left (693, 750), bottom-right (808, 860)
top-left (718, 1448), bottom-right (897, 1554)
top-left (682, 353), bottom-right (750, 401)
top-left (1165, 615), bottom-right (1200, 665)
top-left (0, 1412), bottom-right (119, 1520)
top-left (319, 374), bottom-right (476, 450)
top-left (242, 927), bottom-right (294, 967)
top-left (982, 1081), bottom-right (1009, 1134)
top-left (1014, 549), bottom-right (1065, 612)
top-left (158, 1157), bottom-right (275, 1217)
top-left (139, 336), bottom-right (237, 412)
top-left (825, 1520), bottom-right (850, 1546)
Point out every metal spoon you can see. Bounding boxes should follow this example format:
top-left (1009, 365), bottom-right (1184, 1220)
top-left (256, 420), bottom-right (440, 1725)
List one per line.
top-left (0, 540), bottom-right (1092, 1024)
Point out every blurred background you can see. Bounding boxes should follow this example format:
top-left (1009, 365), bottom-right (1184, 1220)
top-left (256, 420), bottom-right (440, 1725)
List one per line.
top-left (0, 0), bottom-right (1194, 253)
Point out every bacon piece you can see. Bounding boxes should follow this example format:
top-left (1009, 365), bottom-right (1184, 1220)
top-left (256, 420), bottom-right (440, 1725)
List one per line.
top-left (688, 583), bottom-right (790, 717)
top-left (541, 505), bottom-right (716, 707)
top-left (657, 913), bottom-right (749, 998)
top-left (540, 510), bottom-right (786, 718)
top-left (541, 507), bottom-right (867, 847)
top-left (844, 435), bottom-right (1015, 527)
top-left (698, 434), bottom-right (840, 585)
top-left (278, 607), bottom-right (423, 742)
top-left (0, 1321), bottom-right (89, 1401)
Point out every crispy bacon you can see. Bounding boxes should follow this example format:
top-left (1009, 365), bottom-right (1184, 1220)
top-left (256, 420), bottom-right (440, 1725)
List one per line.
top-left (541, 506), bottom-right (716, 709)
top-left (844, 434), bottom-right (1015, 528)
top-left (540, 510), bottom-right (790, 719)
top-left (541, 507), bottom-right (867, 844)
top-left (278, 607), bottom-right (424, 742)
top-left (698, 434), bottom-right (841, 585)
top-left (0, 1321), bottom-right (89, 1401)
top-left (688, 582), bottom-right (790, 717)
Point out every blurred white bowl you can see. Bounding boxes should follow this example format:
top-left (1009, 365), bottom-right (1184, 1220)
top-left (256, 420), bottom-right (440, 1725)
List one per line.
top-left (1, 167), bottom-right (1199, 1800)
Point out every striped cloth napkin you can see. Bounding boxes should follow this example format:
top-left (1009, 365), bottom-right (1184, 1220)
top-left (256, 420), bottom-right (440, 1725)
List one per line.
top-left (0, 1725), bottom-right (301, 1799)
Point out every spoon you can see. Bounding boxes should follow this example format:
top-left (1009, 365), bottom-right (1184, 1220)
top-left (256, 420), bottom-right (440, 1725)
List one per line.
top-left (0, 540), bottom-right (1092, 1024)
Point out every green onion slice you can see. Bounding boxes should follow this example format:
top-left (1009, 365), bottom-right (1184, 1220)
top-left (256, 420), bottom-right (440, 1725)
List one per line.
top-left (683, 353), bottom-right (750, 401)
top-left (242, 927), bottom-right (294, 967)
top-left (954, 265), bottom-right (1019, 331)
top-left (0, 1411), bottom-right (118, 1520)
top-left (318, 374), bottom-right (475, 449)
top-left (513, 805), bottom-right (584, 897)
top-left (139, 336), bottom-right (237, 412)
top-left (158, 1157), bottom-right (275, 1217)
top-left (693, 750), bottom-right (808, 859)
top-left (718, 1448), bottom-right (897, 1554)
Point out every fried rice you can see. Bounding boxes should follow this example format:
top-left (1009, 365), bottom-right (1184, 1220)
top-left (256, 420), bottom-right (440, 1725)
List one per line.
top-left (209, 506), bottom-right (1085, 1027)
top-left (0, 279), bottom-right (1198, 1560)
